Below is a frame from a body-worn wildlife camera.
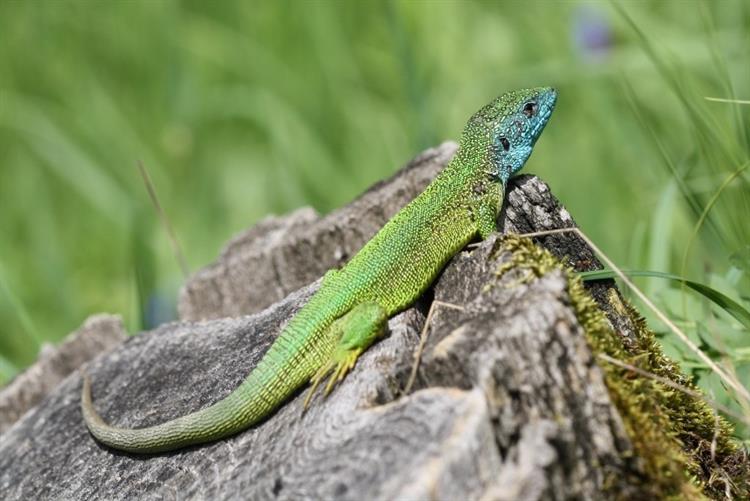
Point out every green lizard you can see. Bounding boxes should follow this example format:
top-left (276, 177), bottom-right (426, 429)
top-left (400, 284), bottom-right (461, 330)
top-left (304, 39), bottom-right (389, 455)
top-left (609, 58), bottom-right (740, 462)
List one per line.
top-left (82, 87), bottom-right (557, 453)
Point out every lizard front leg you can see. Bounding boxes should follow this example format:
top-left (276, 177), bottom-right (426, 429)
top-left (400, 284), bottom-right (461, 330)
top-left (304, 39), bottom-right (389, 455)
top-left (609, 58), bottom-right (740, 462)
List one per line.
top-left (303, 302), bottom-right (388, 408)
top-left (472, 186), bottom-right (503, 240)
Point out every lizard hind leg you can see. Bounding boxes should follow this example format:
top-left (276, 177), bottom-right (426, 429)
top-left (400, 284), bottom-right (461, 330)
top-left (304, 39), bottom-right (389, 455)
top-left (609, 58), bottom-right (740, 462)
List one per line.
top-left (303, 302), bottom-right (388, 409)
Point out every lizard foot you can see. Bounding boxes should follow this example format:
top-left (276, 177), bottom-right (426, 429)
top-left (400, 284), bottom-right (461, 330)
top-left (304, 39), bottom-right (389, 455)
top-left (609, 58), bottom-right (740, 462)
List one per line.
top-left (303, 302), bottom-right (388, 409)
top-left (303, 346), bottom-right (363, 409)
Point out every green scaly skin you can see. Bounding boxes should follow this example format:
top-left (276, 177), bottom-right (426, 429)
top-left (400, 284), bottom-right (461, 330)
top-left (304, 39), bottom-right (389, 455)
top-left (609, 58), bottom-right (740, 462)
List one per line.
top-left (81, 87), bottom-right (557, 453)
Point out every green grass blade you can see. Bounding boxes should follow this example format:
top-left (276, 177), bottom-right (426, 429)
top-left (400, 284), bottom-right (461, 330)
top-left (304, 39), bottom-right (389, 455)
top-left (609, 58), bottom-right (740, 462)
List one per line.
top-left (704, 97), bottom-right (750, 105)
top-left (681, 162), bottom-right (750, 278)
top-left (581, 269), bottom-right (750, 330)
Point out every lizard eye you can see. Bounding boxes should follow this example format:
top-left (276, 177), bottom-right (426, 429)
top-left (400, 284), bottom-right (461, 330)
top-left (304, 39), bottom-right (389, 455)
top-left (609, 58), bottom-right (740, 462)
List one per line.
top-left (522, 102), bottom-right (538, 117)
top-left (499, 136), bottom-right (510, 151)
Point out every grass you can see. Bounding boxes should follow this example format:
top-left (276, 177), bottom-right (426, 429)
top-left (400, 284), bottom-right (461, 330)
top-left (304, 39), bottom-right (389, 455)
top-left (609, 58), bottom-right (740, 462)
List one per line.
top-left (0, 0), bottom-right (747, 446)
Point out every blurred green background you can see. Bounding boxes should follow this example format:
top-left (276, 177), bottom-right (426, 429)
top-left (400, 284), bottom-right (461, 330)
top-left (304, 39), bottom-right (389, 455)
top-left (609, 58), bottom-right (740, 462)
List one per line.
top-left (1, 1), bottom-right (748, 436)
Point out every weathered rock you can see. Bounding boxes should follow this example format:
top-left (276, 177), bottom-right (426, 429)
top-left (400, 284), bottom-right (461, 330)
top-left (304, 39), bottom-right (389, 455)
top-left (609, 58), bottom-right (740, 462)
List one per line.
top-left (0, 234), bottom-right (637, 500)
top-left (0, 314), bottom-right (126, 435)
top-left (1, 145), bottom-right (741, 499)
top-left (416, 239), bottom-right (640, 499)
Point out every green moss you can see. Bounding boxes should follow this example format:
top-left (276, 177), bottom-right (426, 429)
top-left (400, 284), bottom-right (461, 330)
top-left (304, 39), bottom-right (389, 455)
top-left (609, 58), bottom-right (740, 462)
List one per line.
top-left (492, 235), bottom-right (749, 500)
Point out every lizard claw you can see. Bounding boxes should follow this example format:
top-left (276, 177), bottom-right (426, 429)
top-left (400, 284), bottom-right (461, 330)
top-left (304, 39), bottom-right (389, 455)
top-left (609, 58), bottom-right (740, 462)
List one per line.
top-left (303, 348), bottom-right (363, 410)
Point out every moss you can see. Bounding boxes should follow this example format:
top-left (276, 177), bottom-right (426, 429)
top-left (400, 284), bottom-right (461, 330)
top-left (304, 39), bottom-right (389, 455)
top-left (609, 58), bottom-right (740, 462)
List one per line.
top-left (492, 235), bottom-right (749, 500)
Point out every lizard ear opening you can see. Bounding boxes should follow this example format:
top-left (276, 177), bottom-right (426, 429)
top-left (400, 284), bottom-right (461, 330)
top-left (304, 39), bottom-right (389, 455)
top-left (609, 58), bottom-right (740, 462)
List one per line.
top-left (499, 136), bottom-right (510, 151)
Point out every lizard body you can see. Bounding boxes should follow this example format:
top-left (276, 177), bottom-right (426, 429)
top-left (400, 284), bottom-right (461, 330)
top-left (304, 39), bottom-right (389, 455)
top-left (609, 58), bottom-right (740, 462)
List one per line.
top-left (82, 87), bottom-right (557, 453)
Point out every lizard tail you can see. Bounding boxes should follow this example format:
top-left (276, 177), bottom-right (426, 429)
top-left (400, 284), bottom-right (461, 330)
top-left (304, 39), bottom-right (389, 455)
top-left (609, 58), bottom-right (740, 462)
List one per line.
top-left (81, 371), bottom-right (266, 454)
top-left (81, 280), bottom-right (347, 454)
top-left (80, 335), bottom-right (319, 454)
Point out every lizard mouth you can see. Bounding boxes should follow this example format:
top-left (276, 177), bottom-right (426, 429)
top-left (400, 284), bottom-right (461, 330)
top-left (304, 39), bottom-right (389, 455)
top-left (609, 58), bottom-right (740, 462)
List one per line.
top-left (530, 87), bottom-right (557, 141)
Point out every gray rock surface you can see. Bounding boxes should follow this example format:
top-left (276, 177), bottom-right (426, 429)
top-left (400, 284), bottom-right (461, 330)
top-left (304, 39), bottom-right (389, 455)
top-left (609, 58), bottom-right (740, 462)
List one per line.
top-left (0, 314), bottom-right (126, 435)
top-left (0, 147), bottom-right (655, 500)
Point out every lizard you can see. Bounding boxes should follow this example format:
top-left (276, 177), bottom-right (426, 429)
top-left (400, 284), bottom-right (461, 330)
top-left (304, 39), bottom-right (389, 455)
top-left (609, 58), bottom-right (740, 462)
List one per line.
top-left (81, 87), bottom-right (557, 454)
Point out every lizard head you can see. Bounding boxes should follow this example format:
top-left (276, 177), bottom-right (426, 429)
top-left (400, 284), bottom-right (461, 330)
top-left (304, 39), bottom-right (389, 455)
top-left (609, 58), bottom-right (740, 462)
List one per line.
top-left (463, 87), bottom-right (557, 184)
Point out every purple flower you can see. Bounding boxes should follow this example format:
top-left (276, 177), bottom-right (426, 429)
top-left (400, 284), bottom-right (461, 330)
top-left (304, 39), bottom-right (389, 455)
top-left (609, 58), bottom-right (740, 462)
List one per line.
top-left (572, 5), bottom-right (612, 60)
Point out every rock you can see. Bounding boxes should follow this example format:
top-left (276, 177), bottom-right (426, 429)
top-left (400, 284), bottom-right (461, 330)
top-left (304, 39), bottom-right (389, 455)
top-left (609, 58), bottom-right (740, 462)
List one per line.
top-left (1, 146), bottom-right (745, 500)
top-left (0, 237), bottom-right (632, 500)
top-left (0, 314), bottom-right (126, 435)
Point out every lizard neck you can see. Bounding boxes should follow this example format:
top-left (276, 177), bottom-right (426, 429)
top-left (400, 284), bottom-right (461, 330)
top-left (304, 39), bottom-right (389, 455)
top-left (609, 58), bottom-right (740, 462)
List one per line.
top-left (443, 145), bottom-right (504, 222)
